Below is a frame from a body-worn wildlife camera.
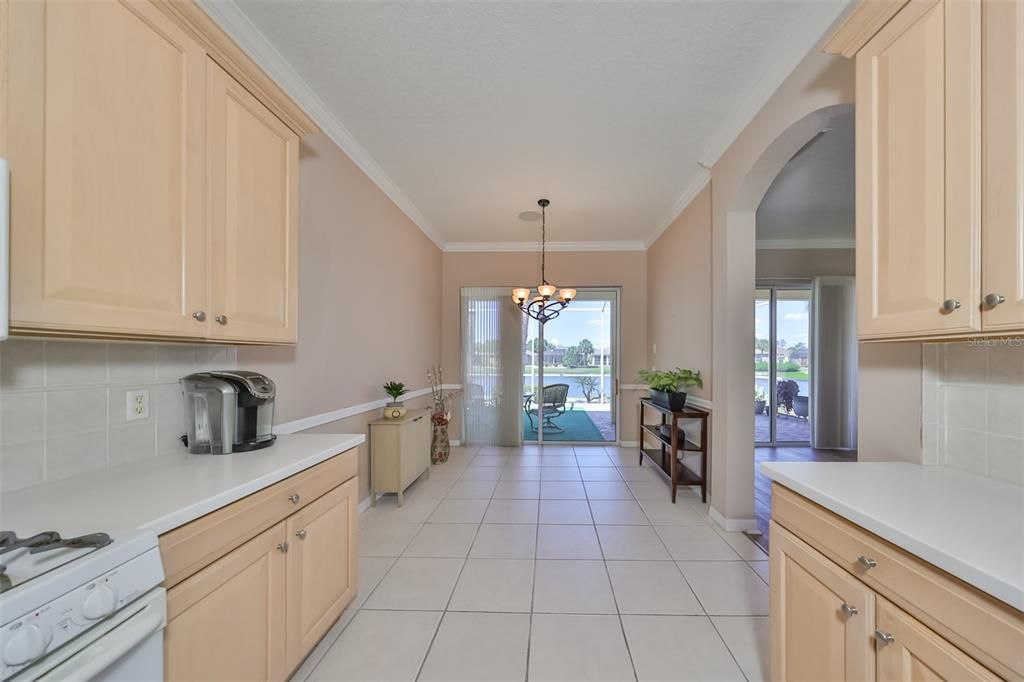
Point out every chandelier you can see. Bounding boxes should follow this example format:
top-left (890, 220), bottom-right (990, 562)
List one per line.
top-left (511, 199), bottom-right (576, 323)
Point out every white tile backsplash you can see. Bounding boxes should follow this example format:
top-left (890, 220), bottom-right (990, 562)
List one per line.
top-left (0, 339), bottom-right (237, 492)
top-left (922, 341), bottom-right (1024, 485)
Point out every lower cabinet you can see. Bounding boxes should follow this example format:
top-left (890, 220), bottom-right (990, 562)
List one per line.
top-left (771, 524), bottom-right (875, 681)
top-left (285, 477), bottom-right (358, 671)
top-left (161, 461), bottom-right (359, 682)
top-left (770, 487), bottom-right (1023, 681)
top-left (164, 522), bottom-right (289, 681)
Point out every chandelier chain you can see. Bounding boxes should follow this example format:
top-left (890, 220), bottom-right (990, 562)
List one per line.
top-left (540, 201), bottom-right (546, 284)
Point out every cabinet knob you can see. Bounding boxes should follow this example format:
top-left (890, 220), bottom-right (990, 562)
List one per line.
top-left (873, 630), bottom-right (895, 646)
top-left (215, 314), bottom-right (228, 325)
top-left (940, 299), bottom-right (961, 314)
top-left (288, 493), bottom-right (301, 504)
top-left (276, 542), bottom-right (289, 554)
top-left (295, 529), bottom-right (307, 540)
top-left (840, 602), bottom-right (858, 618)
top-left (984, 293), bottom-right (1006, 308)
top-left (192, 311), bottom-right (207, 322)
top-left (857, 555), bottom-right (877, 570)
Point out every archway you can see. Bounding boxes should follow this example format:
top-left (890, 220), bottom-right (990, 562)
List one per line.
top-left (709, 95), bottom-right (854, 531)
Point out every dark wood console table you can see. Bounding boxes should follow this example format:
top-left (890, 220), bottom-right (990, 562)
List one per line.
top-left (637, 398), bottom-right (710, 503)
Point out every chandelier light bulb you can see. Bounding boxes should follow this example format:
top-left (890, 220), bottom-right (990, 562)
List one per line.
top-left (510, 198), bottom-right (573, 324)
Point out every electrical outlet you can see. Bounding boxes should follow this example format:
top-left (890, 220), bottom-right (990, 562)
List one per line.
top-left (126, 389), bottom-right (150, 422)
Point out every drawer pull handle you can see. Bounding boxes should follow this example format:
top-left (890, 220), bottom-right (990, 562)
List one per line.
top-left (192, 311), bottom-right (206, 322)
top-left (276, 542), bottom-right (289, 554)
top-left (296, 529), bottom-right (307, 540)
top-left (840, 603), bottom-right (858, 618)
top-left (940, 298), bottom-right (961, 314)
top-left (873, 630), bottom-right (895, 646)
top-left (857, 555), bottom-right (877, 570)
top-left (215, 314), bottom-right (228, 325)
top-left (288, 493), bottom-right (301, 504)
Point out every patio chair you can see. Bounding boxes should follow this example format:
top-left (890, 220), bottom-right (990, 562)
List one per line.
top-left (524, 384), bottom-right (570, 433)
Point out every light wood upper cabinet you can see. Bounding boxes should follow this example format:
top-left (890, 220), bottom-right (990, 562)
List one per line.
top-left (5, 0), bottom-right (209, 338)
top-left (854, 0), bottom-right (982, 340)
top-left (770, 522), bottom-right (876, 682)
top-left (285, 477), bottom-right (358, 671)
top-left (165, 521), bottom-right (289, 682)
top-left (207, 60), bottom-right (299, 344)
top-left (981, 0), bottom-right (1024, 331)
top-left (875, 598), bottom-right (1001, 682)
top-left (1, 0), bottom-right (312, 344)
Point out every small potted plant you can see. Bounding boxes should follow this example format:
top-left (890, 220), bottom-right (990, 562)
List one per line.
top-left (637, 368), bottom-right (703, 411)
top-left (382, 381), bottom-right (408, 419)
top-left (754, 386), bottom-right (767, 415)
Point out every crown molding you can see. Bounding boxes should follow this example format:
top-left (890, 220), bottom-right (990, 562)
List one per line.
top-left (756, 238), bottom-right (855, 250)
top-left (645, 169), bottom-right (712, 247)
top-left (195, 0), bottom-right (446, 250)
top-left (444, 241), bottom-right (647, 253)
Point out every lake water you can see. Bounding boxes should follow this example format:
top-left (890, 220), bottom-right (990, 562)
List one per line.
top-left (523, 373), bottom-right (613, 402)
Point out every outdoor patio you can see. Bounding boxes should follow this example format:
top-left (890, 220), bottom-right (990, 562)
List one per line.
top-left (523, 406), bottom-right (616, 442)
top-left (754, 410), bottom-right (810, 443)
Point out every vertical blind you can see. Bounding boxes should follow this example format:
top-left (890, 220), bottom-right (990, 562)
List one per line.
top-left (461, 287), bottom-right (523, 446)
top-left (811, 276), bottom-right (858, 450)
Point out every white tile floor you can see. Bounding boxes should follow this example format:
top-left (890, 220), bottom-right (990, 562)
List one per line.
top-left (293, 445), bottom-right (770, 682)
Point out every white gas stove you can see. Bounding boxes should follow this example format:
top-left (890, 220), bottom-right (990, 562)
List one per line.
top-left (0, 529), bottom-right (165, 681)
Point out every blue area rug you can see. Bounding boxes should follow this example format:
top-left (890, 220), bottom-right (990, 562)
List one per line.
top-left (522, 410), bottom-right (604, 442)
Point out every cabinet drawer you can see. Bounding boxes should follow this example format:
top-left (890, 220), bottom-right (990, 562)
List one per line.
top-left (772, 484), bottom-right (1024, 679)
top-left (160, 448), bottom-right (358, 587)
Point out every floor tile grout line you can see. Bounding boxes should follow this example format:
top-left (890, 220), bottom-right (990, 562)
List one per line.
top-left (706, 613), bottom-right (754, 682)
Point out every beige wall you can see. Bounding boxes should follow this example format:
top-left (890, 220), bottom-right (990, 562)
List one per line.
top-left (755, 248), bottom-right (854, 279)
top-left (647, 185), bottom-right (713, 401)
top-left (441, 250), bottom-right (647, 442)
top-left (239, 132), bottom-right (443, 501)
top-left (648, 48), bottom-right (859, 527)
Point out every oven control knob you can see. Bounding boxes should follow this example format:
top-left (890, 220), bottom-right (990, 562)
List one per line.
top-left (82, 584), bottom-right (119, 620)
top-left (3, 623), bottom-right (51, 666)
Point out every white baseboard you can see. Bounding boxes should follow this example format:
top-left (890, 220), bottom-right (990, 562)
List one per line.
top-left (449, 439), bottom-right (462, 447)
top-left (618, 440), bottom-right (640, 448)
top-left (708, 505), bottom-right (759, 533)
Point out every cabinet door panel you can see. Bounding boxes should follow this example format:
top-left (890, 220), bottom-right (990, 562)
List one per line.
top-left (208, 60), bottom-right (299, 343)
top-left (6, 0), bottom-right (208, 337)
top-left (285, 477), bottom-right (358, 671)
top-left (875, 598), bottom-right (1000, 681)
top-left (771, 522), bottom-right (876, 681)
top-left (856, 0), bottom-right (981, 338)
top-left (165, 522), bottom-right (288, 682)
top-left (981, 0), bottom-right (1024, 331)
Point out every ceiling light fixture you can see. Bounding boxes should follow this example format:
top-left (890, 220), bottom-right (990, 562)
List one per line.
top-left (511, 199), bottom-right (575, 324)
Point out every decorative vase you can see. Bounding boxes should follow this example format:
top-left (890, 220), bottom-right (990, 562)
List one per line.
top-left (431, 421), bottom-right (450, 464)
top-left (383, 402), bottom-right (406, 419)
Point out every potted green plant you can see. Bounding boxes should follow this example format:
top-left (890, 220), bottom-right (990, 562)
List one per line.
top-left (637, 368), bottom-right (703, 411)
top-left (382, 381), bottom-right (408, 419)
top-left (754, 386), bottom-right (767, 415)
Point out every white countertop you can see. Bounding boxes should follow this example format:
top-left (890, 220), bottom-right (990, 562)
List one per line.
top-left (0, 433), bottom-right (364, 537)
top-left (760, 462), bottom-right (1024, 610)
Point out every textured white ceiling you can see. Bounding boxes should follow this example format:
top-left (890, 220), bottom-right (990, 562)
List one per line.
top-left (756, 108), bottom-right (854, 246)
top-left (233, 0), bottom-right (848, 246)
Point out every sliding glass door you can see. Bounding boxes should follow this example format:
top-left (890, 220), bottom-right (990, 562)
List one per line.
top-left (754, 285), bottom-right (812, 445)
top-left (524, 289), bottom-right (619, 443)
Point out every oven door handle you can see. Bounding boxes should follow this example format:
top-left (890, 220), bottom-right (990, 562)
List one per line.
top-left (36, 600), bottom-right (165, 682)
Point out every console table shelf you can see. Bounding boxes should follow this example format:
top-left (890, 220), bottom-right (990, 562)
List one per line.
top-left (637, 398), bottom-right (710, 503)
